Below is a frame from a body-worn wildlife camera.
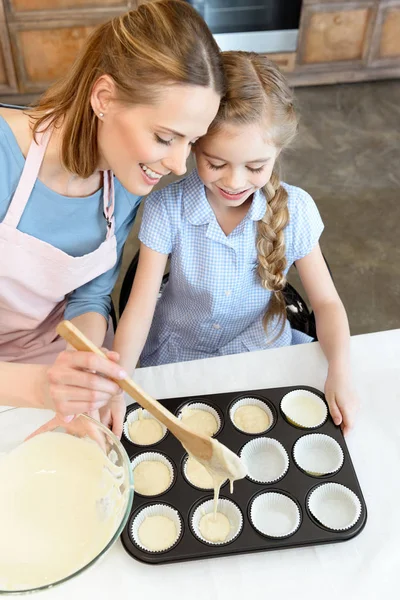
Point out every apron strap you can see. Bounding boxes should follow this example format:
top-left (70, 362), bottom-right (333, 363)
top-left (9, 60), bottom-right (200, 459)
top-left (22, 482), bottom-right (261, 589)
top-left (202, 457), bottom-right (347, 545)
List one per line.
top-left (103, 170), bottom-right (115, 240)
top-left (3, 127), bottom-right (51, 228)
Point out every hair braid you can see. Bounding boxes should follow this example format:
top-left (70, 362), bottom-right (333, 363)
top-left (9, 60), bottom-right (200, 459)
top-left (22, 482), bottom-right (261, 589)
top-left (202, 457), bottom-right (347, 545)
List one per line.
top-left (257, 170), bottom-right (289, 340)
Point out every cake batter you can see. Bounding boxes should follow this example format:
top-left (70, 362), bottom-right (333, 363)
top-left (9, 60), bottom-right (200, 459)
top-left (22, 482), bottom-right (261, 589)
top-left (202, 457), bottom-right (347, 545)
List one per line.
top-left (199, 512), bottom-right (230, 543)
top-left (180, 407), bottom-right (218, 437)
top-left (187, 438), bottom-right (247, 517)
top-left (185, 455), bottom-right (214, 489)
top-left (284, 396), bottom-right (326, 427)
top-left (128, 409), bottom-right (164, 445)
top-left (0, 432), bottom-right (125, 591)
top-left (234, 405), bottom-right (270, 433)
top-left (133, 460), bottom-right (171, 496)
top-left (138, 515), bottom-right (177, 551)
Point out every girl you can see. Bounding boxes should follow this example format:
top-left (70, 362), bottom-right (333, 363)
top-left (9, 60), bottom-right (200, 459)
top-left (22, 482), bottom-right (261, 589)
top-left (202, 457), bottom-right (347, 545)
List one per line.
top-left (0, 0), bottom-right (223, 428)
top-left (113, 51), bottom-right (359, 435)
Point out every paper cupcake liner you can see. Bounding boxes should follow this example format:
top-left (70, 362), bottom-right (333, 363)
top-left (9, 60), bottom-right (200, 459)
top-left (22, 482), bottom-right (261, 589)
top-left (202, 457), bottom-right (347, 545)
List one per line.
top-left (250, 492), bottom-right (301, 538)
top-left (229, 397), bottom-right (274, 435)
top-left (280, 389), bottom-right (328, 429)
top-left (191, 498), bottom-right (243, 546)
top-left (176, 402), bottom-right (222, 437)
top-left (123, 406), bottom-right (167, 446)
top-left (307, 483), bottom-right (362, 531)
top-left (293, 434), bottom-right (344, 477)
top-left (240, 438), bottom-right (289, 484)
top-left (131, 452), bottom-right (175, 497)
top-left (130, 504), bottom-right (182, 553)
top-left (182, 453), bottom-right (227, 490)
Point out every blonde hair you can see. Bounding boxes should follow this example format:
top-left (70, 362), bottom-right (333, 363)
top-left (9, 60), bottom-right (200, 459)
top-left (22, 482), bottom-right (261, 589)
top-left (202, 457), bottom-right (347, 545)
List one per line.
top-left (30, 0), bottom-right (224, 178)
top-left (207, 51), bottom-right (298, 340)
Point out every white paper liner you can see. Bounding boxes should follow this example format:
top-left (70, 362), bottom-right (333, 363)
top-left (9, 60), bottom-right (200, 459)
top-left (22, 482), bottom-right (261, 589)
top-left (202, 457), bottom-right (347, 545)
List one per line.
top-left (176, 402), bottom-right (222, 437)
top-left (250, 492), bottom-right (301, 538)
top-left (307, 483), bottom-right (362, 531)
top-left (182, 453), bottom-right (227, 490)
top-left (131, 452), bottom-right (174, 496)
top-left (293, 434), bottom-right (344, 476)
top-left (123, 407), bottom-right (167, 445)
top-left (130, 504), bottom-right (182, 553)
top-left (280, 389), bottom-right (328, 429)
top-left (240, 437), bottom-right (289, 484)
top-left (191, 498), bottom-right (243, 546)
top-left (229, 397), bottom-right (274, 434)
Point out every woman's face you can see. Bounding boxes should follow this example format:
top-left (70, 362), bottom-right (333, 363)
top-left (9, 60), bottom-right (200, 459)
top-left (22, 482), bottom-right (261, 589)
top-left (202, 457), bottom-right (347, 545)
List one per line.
top-left (95, 83), bottom-right (220, 196)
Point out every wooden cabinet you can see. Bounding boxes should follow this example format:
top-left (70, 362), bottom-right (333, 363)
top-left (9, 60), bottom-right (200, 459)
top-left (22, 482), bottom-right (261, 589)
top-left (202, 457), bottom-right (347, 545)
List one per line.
top-left (10, 21), bottom-right (102, 92)
top-left (0, 0), bottom-right (398, 95)
top-left (7, 0), bottom-right (130, 12)
top-left (3, 0), bottom-right (137, 94)
top-left (369, 1), bottom-right (400, 65)
top-left (298, 3), bottom-right (374, 64)
top-left (291, 0), bottom-right (400, 85)
top-left (0, 2), bottom-right (17, 93)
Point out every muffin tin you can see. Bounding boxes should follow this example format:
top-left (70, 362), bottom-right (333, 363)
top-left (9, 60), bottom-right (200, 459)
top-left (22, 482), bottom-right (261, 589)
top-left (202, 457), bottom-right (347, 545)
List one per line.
top-left (120, 385), bottom-right (367, 564)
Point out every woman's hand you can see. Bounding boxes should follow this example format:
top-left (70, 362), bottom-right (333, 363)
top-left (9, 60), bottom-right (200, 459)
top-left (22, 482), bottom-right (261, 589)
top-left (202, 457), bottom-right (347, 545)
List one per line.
top-left (324, 366), bottom-right (360, 435)
top-left (98, 393), bottom-right (126, 438)
top-left (43, 349), bottom-right (127, 417)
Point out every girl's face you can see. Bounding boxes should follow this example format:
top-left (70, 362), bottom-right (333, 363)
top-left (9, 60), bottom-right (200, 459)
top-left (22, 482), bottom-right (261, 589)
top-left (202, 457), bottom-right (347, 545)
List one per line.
top-left (96, 83), bottom-right (220, 196)
top-left (195, 122), bottom-right (280, 210)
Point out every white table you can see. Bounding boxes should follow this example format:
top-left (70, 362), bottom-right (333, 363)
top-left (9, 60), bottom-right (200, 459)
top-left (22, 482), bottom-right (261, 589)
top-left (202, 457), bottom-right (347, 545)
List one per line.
top-left (19, 330), bottom-right (400, 599)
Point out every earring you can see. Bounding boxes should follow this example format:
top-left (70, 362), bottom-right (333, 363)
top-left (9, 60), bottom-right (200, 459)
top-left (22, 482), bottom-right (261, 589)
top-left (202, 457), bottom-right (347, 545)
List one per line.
top-left (98, 112), bottom-right (104, 118)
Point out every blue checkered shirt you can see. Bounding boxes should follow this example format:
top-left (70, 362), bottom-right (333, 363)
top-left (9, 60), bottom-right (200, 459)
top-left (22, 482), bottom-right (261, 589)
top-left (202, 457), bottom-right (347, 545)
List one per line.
top-left (138, 169), bottom-right (324, 366)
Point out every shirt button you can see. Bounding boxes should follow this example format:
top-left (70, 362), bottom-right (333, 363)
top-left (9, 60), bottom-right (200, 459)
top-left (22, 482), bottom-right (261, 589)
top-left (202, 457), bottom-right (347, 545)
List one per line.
top-left (225, 290), bottom-right (232, 296)
top-left (213, 323), bottom-right (221, 330)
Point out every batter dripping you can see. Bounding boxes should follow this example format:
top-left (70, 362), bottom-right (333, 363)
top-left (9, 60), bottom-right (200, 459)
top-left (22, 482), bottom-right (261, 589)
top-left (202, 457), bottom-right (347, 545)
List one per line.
top-left (199, 512), bottom-right (230, 543)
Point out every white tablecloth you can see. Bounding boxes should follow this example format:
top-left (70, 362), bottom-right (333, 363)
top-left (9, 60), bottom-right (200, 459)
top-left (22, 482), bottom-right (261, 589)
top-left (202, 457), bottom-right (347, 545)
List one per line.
top-left (14, 330), bottom-right (400, 599)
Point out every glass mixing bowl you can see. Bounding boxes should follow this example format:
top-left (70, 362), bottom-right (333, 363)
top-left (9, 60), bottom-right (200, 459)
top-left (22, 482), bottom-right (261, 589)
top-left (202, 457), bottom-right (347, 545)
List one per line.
top-left (0, 407), bottom-right (134, 595)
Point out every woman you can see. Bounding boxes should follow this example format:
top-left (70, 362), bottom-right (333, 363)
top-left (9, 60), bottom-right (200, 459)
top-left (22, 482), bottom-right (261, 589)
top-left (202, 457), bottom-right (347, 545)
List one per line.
top-left (0, 0), bottom-right (223, 427)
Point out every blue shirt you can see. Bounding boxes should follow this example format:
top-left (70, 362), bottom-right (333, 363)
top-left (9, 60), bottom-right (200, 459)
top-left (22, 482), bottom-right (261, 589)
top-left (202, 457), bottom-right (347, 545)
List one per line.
top-left (139, 169), bottom-right (324, 366)
top-left (0, 116), bottom-right (141, 321)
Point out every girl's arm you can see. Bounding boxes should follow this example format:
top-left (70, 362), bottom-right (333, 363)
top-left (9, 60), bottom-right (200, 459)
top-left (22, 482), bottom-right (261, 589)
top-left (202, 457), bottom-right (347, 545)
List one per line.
top-left (112, 243), bottom-right (169, 374)
top-left (296, 244), bottom-right (359, 434)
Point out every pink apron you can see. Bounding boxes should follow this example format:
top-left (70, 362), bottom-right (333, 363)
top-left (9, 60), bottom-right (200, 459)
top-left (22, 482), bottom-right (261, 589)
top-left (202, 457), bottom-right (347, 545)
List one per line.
top-left (0, 127), bottom-right (117, 364)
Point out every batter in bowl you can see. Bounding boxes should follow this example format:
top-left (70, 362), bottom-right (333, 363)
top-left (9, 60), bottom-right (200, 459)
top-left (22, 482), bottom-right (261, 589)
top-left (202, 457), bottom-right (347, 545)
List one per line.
top-left (0, 431), bottom-right (125, 591)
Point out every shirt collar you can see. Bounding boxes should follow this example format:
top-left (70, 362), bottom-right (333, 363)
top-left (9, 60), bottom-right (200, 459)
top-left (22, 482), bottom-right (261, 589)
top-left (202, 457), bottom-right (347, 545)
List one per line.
top-left (183, 169), bottom-right (267, 225)
top-left (246, 187), bottom-right (267, 221)
top-left (183, 170), bottom-right (214, 225)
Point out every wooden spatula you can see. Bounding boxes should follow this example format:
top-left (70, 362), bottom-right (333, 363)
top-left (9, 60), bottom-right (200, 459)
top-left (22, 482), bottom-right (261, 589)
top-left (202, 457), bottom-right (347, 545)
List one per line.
top-left (57, 320), bottom-right (216, 461)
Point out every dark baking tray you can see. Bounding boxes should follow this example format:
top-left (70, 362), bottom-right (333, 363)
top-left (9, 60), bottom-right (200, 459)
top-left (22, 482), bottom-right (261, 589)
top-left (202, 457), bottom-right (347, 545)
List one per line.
top-left (120, 385), bottom-right (367, 564)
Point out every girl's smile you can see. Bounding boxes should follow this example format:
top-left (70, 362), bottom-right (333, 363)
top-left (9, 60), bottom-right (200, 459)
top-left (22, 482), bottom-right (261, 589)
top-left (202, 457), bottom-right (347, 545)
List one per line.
top-left (195, 122), bottom-right (279, 212)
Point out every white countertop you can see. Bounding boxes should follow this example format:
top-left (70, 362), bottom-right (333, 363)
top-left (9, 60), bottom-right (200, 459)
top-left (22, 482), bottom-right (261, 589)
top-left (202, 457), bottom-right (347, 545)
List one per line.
top-left (14, 330), bottom-right (400, 599)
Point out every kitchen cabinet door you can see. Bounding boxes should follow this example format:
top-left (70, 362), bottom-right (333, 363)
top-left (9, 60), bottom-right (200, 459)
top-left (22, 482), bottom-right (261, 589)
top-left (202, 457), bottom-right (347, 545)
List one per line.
top-left (8, 20), bottom-right (104, 93)
top-left (369, 2), bottom-right (400, 66)
top-left (297, 1), bottom-right (375, 66)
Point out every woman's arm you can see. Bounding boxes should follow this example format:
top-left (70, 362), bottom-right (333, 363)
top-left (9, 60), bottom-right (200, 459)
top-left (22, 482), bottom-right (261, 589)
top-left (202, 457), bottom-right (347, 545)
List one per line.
top-left (0, 351), bottom-right (126, 413)
top-left (296, 244), bottom-right (359, 434)
top-left (113, 243), bottom-right (169, 374)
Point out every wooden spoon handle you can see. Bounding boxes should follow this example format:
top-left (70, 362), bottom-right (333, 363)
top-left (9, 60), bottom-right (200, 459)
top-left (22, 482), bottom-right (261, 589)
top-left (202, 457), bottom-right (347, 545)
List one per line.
top-left (56, 320), bottom-right (210, 455)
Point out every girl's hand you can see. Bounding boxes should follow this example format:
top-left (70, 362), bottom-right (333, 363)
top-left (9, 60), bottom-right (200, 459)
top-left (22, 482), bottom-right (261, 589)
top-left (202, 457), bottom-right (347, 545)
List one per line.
top-left (99, 393), bottom-right (126, 439)
top-left (43, 349), bottom-right (126, 417)
top-left (324, 367), bottom-right (360, 435)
